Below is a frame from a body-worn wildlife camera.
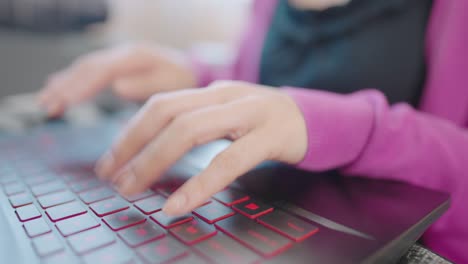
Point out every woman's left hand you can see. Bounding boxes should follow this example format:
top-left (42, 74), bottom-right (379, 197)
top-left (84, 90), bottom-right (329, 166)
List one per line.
top-left (95, 81), bottom-right (308, 216)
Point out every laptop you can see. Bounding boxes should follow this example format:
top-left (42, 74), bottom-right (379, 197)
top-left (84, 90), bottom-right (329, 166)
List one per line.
top-left (0, 116), bottom-right (450, 264)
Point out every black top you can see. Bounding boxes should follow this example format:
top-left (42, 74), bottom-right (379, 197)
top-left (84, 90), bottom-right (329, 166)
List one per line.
top-left (259, 0), bottom-right (433, 105)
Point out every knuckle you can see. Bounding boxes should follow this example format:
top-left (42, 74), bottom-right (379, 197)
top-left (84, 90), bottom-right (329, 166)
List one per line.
top-left (147, 94), bottom-right (173, 115)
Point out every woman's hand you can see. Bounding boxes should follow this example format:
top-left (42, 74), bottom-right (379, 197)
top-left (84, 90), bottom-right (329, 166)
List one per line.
top-left (38, 44), bottom-right (196, 117)
top-left (95, 81), bottom-right (308, 216)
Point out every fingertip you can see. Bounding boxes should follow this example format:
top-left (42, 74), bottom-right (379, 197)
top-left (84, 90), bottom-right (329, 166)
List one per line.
top-left (163, 192), bottom-right (188, 216)
top-left (45, 101), bottom-right (65, 118)
top-left (95, 152), bottom-right (115, 180)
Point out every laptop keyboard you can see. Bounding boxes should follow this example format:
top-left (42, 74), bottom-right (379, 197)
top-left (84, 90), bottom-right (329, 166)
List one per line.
top-left (0, 128), bottom-right (320, 264)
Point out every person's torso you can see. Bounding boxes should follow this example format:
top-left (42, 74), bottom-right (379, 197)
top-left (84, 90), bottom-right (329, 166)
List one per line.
top-left (259, 0), bottom-right (433, 106)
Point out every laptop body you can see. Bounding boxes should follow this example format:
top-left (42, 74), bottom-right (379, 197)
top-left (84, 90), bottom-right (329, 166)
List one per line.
top-left (0, 117), bottom-right (450, 264)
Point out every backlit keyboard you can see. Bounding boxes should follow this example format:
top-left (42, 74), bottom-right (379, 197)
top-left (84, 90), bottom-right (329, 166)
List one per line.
top-left (0, 127), bottom-right (320, 264)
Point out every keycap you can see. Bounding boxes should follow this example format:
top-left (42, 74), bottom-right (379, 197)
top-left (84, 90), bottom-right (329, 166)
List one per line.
top-left (23, 218), bottom-right (51, 237)
top-left (16, 204), bottom-right (41, 222)
top-left (67, 227), bottom-right (115, 255)
top-left (134, 195), bottom-right (166, 215)
top-left (150, 211), bottom-right (193, 229)
top-left (38, 190), bottom-right (75, 209)
top-left (24, 173), bottom-right (55, 186)
top-left (213, 189), bottom-right (250, 206)
top-left (56, 213), bottom-right (100, 237)
top-left (61, 173), bottom-right (92, 183)
top-left (258, 210), bottom-right (319, 242)
top-left (83, 243), bottom-right (134, 264)
top-left (193, 201), bottom-right (235, 224)
top-left (90, 197), bottom-right (129, 217)
top-left (124, 189), bottom-right (155, 202)
top-left (32, 233), bottom-right (64, 257)
top-left (232, 199), bottom-right (273, 219)
top-left (137, 237), bottom-right (188, 264)
top-left (170, 219), bottom-right (217, 245)
top-left (31, 181), bottom-right (65, 197)
top-left (46, 201), bottom-right (87, 222)
top-left (103, 208), bottom-right (146, 231)
top-left (215, 214), bottom-right (292, 257)
top-left (171, 254), bottom-right (208, 264)
top-left (69, 178), bottom-right (102, 193)
top-left (3, 182), bottom-right (25, 196)
top-left (79, 187), bottom-right (114, 204)
top-left (118, 222), bottom-right (166, 247)
top-left (0, 174), bottom-right (17, 185)
top-left (42, 251), bottom-right (79, 264)
top-left (194, 234), bottom-right (260, 264)
top-left (9, 193), bottom-right (32, 208)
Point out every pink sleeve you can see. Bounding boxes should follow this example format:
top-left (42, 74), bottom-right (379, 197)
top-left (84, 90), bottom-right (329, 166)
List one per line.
top-left (283, 87), bottom-right (468, 263)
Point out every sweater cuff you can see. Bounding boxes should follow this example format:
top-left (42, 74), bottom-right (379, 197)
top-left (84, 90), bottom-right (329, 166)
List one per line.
top-left (282, 87), bottom-right (375, 171)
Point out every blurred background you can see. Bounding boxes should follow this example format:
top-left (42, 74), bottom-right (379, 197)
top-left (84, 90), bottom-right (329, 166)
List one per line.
top-left (0, 0), bottom-right (252, 97)
top-left (0, 0), bottom-right (252, 131)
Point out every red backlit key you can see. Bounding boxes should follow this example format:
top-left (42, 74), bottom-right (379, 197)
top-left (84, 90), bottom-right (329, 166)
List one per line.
top-left (193, 201), bottom-right (235, 224)
top-left (134, 195), bottom-right (166, 215)
top-left (124, 189), bottom-right (155, 202)
top-left (257, 210), bottom-right (319, 242)
top-left (170, 218), bottom-right (217, 245)
top-left (3, 182), bottom-right (25, 196)
top-left (16, 204), bottom-right (41, 222)
top-left (118, 222), bottom-right (166, 247)
top-left (67, 227), bottom-right (115, 255)
top-left (31, 180), bottom-right (65, 197)
top-left (23, 218), bottom-right (51, 237)
top-left (79, 187), bottom-right (114, 204)
top-left (9, 193), bottom-right (32, 208)
top-left (32, 233), bottom-right (64, 257)
top-left (46, 201), bottom-right (87, 222)
top-left (83, 243), bottom-right (134, 264)
top-left (213, 189), bottom-right (249, 206)
top-left (233, 200), bottom-right (273, 219)
top-left (103, 208), bottom-right (146, 231)
top-left (69, 178), bottom-right (102, 193)
top-left (38, 190), bottom-right (75, 209)
top-left (90, 197), bottom-right (129, 217)
top-left (137, 237), bottom-right (188, 264)
top-left (194, 233), bottom-right (260, 264)
top-left (215, 214), bottom-right (292, 257)
top-left (150, 211), bottom-right (193, 229)
top-left (56, 213), bottom-right (100, 237)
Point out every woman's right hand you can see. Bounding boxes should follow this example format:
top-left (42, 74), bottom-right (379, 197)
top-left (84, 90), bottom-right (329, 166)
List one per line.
top-left (38, 44), bottom-right (197, 117)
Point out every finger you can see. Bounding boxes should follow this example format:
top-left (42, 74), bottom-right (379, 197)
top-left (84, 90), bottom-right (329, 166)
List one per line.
top-left (113, 97), bottom-right (263, 197)
top-left (38, 45), bottom-right (156, 116)
top-left (163, 130), bottom-right (270, 216)
top-left (112, 71), bottom-right (162, 101)
top-left (95, 85), bottom-right (250, 180)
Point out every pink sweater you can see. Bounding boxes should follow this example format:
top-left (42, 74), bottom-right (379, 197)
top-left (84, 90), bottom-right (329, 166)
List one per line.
top-left (192, 0), bottom-right (468, 262)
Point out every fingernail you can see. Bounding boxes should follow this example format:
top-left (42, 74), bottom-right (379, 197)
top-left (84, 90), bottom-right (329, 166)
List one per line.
top-left (115, 170), bottom-right (136, 195)
top-left (95, 152), bottom-right (114, 179)
top-left (163, 192), bottom-right (188, 215)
